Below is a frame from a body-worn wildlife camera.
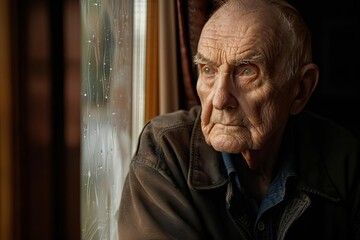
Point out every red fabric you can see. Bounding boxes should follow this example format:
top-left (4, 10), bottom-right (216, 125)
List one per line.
top-left (176, 0), bottom-right (220, 109)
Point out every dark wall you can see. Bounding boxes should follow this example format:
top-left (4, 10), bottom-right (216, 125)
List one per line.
top-left (288, 0), bottom-right (360, 139)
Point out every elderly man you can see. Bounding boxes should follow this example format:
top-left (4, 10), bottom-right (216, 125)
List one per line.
top-left (119, 0), bottom-right (360, 239)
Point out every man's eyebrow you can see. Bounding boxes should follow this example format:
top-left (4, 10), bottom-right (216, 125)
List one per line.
top-left (230, 53), bottom-right (263, 66)
top-left (194, 52), bottom-right (263, 66)
top-left (193, 53), bottom-right (217, 65)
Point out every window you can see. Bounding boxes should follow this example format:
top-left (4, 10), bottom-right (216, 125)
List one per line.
top-left (80, 0), bottom-right (146, 239)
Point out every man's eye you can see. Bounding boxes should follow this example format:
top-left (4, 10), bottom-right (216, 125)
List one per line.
top-left (234, 65), bottom-right (258, 80)
top-left (242, 68), bottom-right (255, 76)
top-left (202, 65), bottom-right (216, 76)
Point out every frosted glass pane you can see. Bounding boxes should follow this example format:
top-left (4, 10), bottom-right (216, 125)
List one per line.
top-left (80, 0), bottom-right (140, 239)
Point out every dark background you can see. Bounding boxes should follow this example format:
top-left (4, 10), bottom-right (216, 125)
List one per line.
top-left (289, 0), bottom-right (360, 139)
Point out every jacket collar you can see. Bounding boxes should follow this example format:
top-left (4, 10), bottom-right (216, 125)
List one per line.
top-left (188, 108), bottom-right (228, 190)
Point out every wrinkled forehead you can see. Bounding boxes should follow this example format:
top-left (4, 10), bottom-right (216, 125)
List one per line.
top-left (197, 2), bottom-right (281, 60)
top-left (203, 2), bottom-right (278, 37)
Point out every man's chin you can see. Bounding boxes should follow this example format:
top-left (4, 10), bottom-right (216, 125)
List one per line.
top-left (208, 135), bottom-right (246, 154)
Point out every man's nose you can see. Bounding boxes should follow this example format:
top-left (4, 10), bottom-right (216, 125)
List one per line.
top-left (212, 74), bottom-right (238, 110)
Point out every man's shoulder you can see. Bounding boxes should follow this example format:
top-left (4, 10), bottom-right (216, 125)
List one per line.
top-left (133, 106), bottom-right (203, 173)
top-left (291, 110), bottom-right (359, 177)
top-left (137, 105), bottom-right (202, 152)
top-left (292, 111), bottom-right (360, 204)
top-left (293, 110), bottom-right (358, 144)
top-left (148, 105), bottom-right (202, 132)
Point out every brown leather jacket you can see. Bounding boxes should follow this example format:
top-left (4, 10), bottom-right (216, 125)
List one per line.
top-left (119, 106), bottom-right (360, 240)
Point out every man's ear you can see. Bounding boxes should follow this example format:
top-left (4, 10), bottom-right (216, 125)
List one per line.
top-left (290, 63), bottom-right (319, 115)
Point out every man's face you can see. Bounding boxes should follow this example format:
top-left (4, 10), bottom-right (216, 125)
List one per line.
top-left (196, 6), bottom-right (296, 154)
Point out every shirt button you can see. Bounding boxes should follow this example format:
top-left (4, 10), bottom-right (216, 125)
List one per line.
top-left (257, 221), bottom-right (265, 231)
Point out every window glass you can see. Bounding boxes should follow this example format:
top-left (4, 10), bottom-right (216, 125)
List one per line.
top-left (80, 0), bottom-right (146, 239)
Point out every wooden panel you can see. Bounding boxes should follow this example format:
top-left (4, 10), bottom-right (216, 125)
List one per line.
top-left (0, 0), bottom-right (13, 239)
top-left (145, 0), bottom-right (159, 122)
top-left (9, 0), bottom-right (81, 239)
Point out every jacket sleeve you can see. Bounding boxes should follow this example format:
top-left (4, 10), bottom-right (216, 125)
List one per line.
top-left (118, 160), bottom-right (205, 240)
top-left (118, 120), bottom-right (206, 240)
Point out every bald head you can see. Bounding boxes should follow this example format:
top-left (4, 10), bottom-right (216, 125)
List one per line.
top-left (197, 0), bottom-right (312, 80)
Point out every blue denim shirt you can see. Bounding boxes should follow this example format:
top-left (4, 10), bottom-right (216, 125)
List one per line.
top-left (222, 152), bottom-right (296, 240)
